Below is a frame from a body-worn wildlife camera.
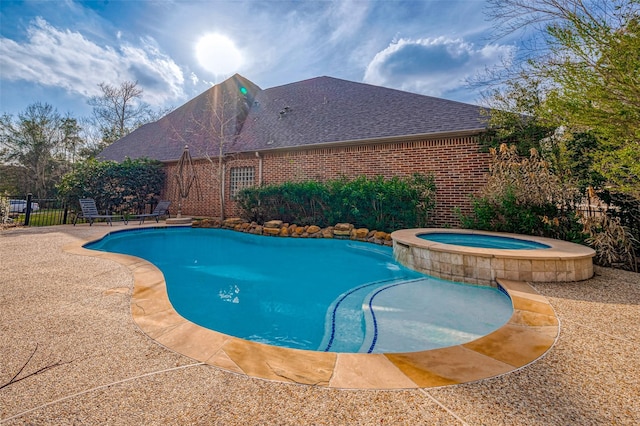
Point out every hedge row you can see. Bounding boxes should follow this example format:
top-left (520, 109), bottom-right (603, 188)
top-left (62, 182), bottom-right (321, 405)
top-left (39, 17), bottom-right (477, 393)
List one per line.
top-left (236, 174), bottom-right (436, 233)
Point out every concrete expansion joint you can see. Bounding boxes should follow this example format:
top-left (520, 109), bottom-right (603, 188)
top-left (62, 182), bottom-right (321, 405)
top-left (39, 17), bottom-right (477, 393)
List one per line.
top-left (0, 362), bottom-right (206, 424)
top-left (560, 317), bottom-right (637, 344)
top-left (419, 389), bottom-right (471, 426)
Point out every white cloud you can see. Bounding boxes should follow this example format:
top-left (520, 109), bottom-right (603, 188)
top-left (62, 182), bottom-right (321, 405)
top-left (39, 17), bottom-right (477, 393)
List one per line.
top-left (327, 0), bottom-right (370, 42)
top-left (363, 37), bottom-right (514, 101)
top-left (189, 72), bottom-right (199, 86)
top-left (0, 17), bottom-right (185, 107)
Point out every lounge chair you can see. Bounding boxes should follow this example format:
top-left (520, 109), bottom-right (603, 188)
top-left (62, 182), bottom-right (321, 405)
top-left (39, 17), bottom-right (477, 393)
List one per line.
top-left (73, 198), bottom-right (126, 226)
top-left (134, 200), bottom-right (171, 224)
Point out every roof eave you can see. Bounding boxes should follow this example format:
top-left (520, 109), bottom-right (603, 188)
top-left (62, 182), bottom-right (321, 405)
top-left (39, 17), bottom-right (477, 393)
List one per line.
top-left (244, 128), bottom-right (487, 154)
top-left (160, 128), bottom-right (487, 162)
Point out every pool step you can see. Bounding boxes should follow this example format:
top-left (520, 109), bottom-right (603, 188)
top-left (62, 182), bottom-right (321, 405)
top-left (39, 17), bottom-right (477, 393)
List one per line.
top-left (318, 277), bottom-right (420, 353)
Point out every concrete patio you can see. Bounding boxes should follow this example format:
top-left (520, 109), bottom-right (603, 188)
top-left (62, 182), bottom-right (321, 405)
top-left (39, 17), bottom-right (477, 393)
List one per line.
top-left (1, 224), bottom-right (638, 425)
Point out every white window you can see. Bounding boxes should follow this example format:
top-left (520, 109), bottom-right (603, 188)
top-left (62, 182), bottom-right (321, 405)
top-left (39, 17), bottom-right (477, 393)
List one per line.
top-left (230, 166), bottom-right (255, 199)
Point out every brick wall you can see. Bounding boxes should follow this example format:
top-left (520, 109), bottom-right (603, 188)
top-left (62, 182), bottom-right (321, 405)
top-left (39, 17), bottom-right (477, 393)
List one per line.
top-left (162, 135), bottom-right (490, 227)
top-left (163, 156), bottom-right (257, 219)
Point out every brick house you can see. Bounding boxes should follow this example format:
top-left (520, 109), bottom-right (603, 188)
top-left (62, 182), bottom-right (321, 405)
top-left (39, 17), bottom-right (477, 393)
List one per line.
top-left (99, 74), bottom-right (491, 226)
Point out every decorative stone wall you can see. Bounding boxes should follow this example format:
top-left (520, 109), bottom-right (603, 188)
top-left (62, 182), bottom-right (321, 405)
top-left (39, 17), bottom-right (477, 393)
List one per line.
top-left (192, 217), bottom-right (394, 246)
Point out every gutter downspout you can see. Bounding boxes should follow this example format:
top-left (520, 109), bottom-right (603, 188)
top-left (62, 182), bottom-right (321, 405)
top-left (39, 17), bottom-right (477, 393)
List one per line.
top-left (256, 152), bottom-right (263, 185)
top-left (221, 161), bottom-right (226, 220)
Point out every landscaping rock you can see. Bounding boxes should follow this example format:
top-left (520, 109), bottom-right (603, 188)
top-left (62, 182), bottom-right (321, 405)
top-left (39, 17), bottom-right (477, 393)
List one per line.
top-left (334, 223), bottom-right (353, 231)
top-left (333, 223), bottom-right (353, 236)
top-left (374, 231), bottom-right (387, 240)
top-left (355, 228), bottom-right (369, 239)
top-left (195, 218), bottom-right (395, 246)
top-left (307, 225), bottom-right (321, 234)
top-left (223, 217), bottom-right (244, 228)
top-left (263, 227), bottom-right (281, 236)
top-left (264, 220), bottom-right (283, 228)
top-left (193, 218), bottom-right (222, 228)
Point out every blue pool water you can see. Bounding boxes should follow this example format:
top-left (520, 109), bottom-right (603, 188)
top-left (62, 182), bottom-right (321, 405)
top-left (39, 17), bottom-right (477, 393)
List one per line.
top-left (419, 232), bottom-right (550, 250)
top-left (86, 227), bottom-right (513, 353)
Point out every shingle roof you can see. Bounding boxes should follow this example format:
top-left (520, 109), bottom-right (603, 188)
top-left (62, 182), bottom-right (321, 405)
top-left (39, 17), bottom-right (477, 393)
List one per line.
top-left (99, 74), bottom-right (489, 162)
top-left (99, 74), bottom-right (260, 162)
top-left (233, 76), bottom-right (489, 152)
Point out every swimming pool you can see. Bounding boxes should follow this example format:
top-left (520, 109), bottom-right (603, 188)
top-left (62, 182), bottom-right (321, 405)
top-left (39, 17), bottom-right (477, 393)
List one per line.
top-left (85, 227), bottom-right (513, 353)
top-left (419, 232), bottom-right (551, 249)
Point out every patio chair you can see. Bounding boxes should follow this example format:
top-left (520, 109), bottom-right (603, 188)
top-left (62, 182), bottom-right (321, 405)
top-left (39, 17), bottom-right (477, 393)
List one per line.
top-left (134, 200), bottom-right (171, 224)
top-left (73, 198), bottom-right (126, 226)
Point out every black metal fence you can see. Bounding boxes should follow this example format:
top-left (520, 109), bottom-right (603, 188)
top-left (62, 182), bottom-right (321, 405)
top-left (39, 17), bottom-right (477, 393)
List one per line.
top-left (1, 194), bottom-right (69, 227)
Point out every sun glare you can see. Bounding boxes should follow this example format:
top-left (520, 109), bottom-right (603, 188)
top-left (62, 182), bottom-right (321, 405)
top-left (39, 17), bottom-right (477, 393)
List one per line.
top-left (195, 33), bottom-right (243, 75)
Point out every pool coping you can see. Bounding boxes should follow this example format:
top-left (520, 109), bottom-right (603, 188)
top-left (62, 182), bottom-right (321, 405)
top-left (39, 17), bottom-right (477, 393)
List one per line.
top-left (64, 225), bottom-right (560, 390)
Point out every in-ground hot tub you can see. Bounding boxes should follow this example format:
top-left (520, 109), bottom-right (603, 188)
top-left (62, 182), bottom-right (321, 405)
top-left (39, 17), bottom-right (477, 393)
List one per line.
top-left (391, 229), bottom-right (595, 285)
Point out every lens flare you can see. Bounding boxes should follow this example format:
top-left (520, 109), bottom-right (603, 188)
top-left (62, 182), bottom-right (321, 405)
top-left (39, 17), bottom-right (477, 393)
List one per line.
top-left (195, 33), bottom-right (243, 75)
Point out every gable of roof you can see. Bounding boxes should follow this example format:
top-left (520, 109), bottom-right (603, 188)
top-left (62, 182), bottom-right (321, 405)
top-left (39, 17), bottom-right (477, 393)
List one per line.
top-left (100, 75), bottom-right (489, 162)
top-left (99, 74), bottom-right (260, 162)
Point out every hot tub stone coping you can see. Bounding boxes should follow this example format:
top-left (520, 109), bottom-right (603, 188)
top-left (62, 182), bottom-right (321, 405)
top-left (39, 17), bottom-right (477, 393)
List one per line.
top-left (391, 228), bottom-right (595, 260)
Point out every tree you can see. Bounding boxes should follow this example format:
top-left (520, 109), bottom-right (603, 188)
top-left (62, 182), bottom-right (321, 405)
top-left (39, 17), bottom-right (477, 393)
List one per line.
top-left (541, 14), bottom-right (640, 195)
top-left (59, 116), bottom-right (83, 163)
top-left (87, 80), bottom-right (169, 152)
top-left (57, 157), bottom-right (165, 213)
top-left (171, 77), bottom-right (256, 219)
top-left (479, 76), bottom-right (605, 192)
top-left (0, 102), bottom-right (79, 197)
top-left (201, 89), bottom-right (247, 219)
top-left (483, 0), bottom-right (640, 197)
top-left (479, 74), bottom-right (557, 155)
top-left (0, 164), bottom-right (24, 194)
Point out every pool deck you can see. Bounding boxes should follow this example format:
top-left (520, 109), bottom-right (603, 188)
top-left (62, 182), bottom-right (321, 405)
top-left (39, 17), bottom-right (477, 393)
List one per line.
top-left (1, 224), bottom-right (639, 424)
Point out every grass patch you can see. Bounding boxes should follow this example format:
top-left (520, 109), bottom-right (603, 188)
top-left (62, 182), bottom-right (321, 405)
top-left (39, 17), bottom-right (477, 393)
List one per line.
top-left (19, 209), bottom-right (67, 226)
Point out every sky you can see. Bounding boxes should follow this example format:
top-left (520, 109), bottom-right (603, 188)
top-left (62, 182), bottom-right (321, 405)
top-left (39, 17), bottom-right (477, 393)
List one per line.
top-left (0, 0), bottom-right (519, 119)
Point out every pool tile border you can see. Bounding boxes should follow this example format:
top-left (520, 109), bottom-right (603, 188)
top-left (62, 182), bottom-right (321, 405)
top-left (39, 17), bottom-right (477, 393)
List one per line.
top-left (64, 226), bottom-right (560, 390)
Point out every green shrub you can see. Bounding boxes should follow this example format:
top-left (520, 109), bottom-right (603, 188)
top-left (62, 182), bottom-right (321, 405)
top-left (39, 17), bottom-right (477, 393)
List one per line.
top-left (57, 157), bottom-right (165, 213)
top-left (460, 186), bottom-right (585, 242)
top-left (459, 144), bottom-right (585, 242)
top-left (237, 174), bottom-right (436, 232)
top-left (236, 180), bottom-right (329, 225)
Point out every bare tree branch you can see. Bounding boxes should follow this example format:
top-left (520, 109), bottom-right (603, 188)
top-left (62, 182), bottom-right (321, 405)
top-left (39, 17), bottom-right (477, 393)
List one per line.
top-left (0, 343), bottom-right (79, 390)
top-left (86, 80), bottom-right (171, 151)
